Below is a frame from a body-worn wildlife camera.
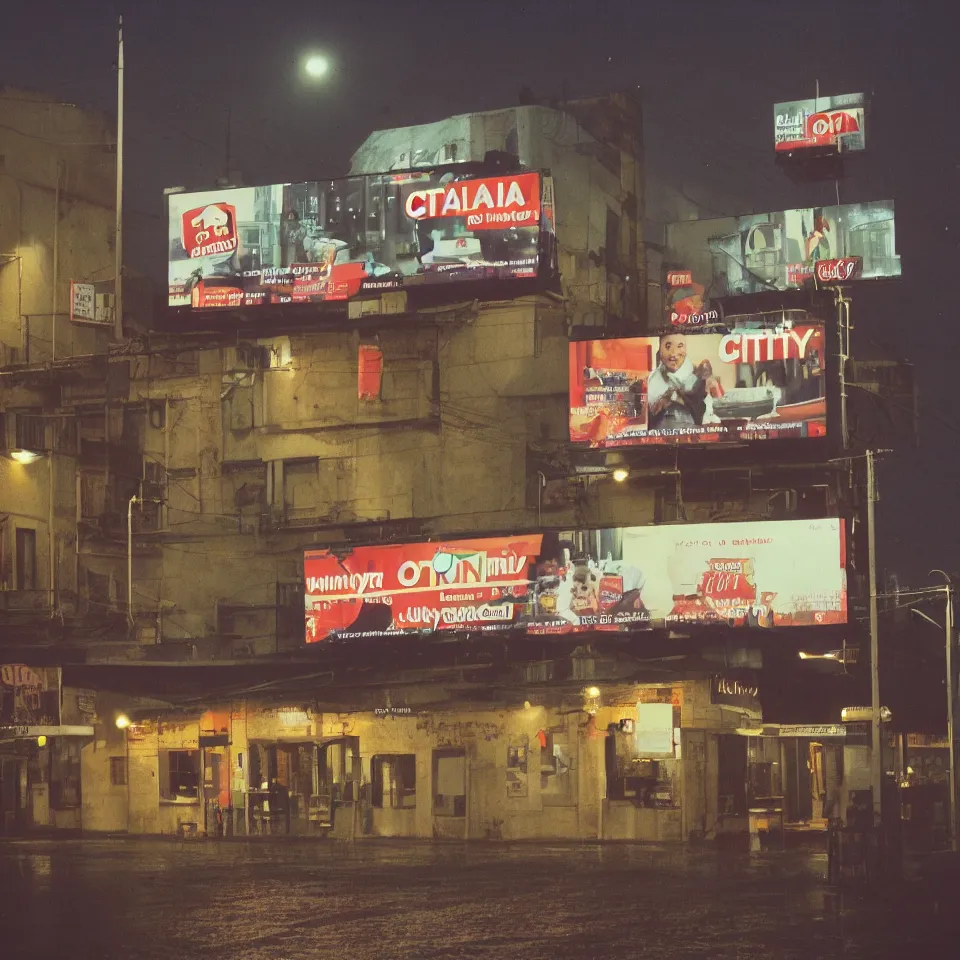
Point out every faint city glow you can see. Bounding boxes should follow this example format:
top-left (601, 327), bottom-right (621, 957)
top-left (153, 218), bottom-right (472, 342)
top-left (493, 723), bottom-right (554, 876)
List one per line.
top-left (523, 700), bottom-right (532, 710)
top-left (612, 468), bottom-right (629, 483)
top-left (9, 449), bottom-right (42, 464)
top-left (304, 54), bottom-right (330, 79)
top-left (115, 714), bottom-right (131, 730)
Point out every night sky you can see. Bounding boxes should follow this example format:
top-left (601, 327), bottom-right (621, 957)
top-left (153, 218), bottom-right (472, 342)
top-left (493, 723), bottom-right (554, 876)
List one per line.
top-left (3, 0), bottom-right (957, 582)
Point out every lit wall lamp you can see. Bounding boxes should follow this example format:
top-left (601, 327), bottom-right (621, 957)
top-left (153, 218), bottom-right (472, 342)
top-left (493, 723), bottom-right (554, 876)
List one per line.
top-left (115, 713), bottom-right (131, 730)
top-left (9, 448), bottom-right (43, 464)
top-left (583, 686), bottom-right (601, 715)
top-left (612, 468), bottom-right (629, 483)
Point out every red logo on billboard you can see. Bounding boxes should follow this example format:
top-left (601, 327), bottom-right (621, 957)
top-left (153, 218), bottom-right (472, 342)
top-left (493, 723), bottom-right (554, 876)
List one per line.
top-left (666, 270), bottom-right (692, 287)
top-left (815, 257), bottom-right (863, 284)
top-left (181, 203), bottom-right (238, 259)
top-left (806, 110), bottom-right (860, 143)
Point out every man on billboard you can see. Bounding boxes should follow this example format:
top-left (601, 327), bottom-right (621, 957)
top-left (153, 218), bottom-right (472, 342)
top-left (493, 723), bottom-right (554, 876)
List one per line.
top-left (645, 334), bottom-right (718, 432)
top-left (281, 210), bottom-right (308, 265)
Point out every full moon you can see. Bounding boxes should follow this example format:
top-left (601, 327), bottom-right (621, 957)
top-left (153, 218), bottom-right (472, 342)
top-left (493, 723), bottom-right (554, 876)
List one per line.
top-left (304, 55), bottom-right (330, 79)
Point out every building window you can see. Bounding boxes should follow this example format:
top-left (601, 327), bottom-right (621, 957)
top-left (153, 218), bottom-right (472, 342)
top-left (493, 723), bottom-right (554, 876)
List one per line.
top-left (540, 731), bottom-right (575, 806)
top-left (49, 740), bottom-right (82, 809)
top-left (15, 528), bottom-right (37, 592)
top-left (283, 459), bottom-right (320, 521)
top-left (110, 756), bottom-right (128, 786)
top-left (717, 735), bottom-right (748, 818)
top-left (605, 208), bottom-right (621, 268)
top-left (371, 754), bottom-right (416, 809)
top-left (432, 749), bottom-right (466, 817)
top-left (159, 749), bottom-right (200, 801)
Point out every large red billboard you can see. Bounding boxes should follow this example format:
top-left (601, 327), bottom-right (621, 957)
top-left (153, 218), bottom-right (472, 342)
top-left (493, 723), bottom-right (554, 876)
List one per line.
top-left (303, 519), bottom-right (847, 642)
top-left (569, 326), bottom-right (826, 447)
top-left (167, 171), bottom-right (553, 309)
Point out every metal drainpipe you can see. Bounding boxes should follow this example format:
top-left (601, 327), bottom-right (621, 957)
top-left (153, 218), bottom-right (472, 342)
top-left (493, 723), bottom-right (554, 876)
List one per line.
top-left (127, 494), bottom-right (138, 626)
top-left (51, 162), bottom-right (63, 362)
top-left (48, 452), bottom-right (55, 615)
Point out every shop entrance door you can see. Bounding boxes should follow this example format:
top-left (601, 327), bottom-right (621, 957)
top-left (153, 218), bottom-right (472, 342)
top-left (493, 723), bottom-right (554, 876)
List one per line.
top-left (0, 757), bottom-right (25, 835)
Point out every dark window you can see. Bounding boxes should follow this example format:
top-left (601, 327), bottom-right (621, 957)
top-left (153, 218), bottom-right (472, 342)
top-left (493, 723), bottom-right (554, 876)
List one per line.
top-left (110, 756), bottom-right (127, 786)
top-left (15, 414), bottom-right (46, 451)
top-left (160, 750), bottom-right (200, 801)
top-left (541, 732), bottom-right (574, 806)
top-left (432, 749), bottom-right (465, 817)
top-left (605, 209), bottom-right (621, 267)
top-left (371, 754), bottom-right (416, 809)
top-left (50, 741), bottom-right (82, 809)
top-left (717, 735), bottom-right (748, 817)
top-left (15, 528), bottom-right (37, 592)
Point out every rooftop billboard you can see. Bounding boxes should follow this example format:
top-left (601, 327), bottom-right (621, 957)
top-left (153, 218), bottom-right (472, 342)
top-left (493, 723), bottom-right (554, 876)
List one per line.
top-left (774, 93), bottom-right (865, 153)
top-left (303, 518), bottom-right (846, 642)
top-left (665, 200), bottom-right (899, 326)
top-left (570, 324), bottom-right (826, 446)
top-left (167, 170), bottom-right (554, 309)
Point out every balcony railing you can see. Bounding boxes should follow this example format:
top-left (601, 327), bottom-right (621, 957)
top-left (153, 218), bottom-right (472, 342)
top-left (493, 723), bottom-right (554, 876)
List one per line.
top-left (0, 589), bottom-right (52, 614)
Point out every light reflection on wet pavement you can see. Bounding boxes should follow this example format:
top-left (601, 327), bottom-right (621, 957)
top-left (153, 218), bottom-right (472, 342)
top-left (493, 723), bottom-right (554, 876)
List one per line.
top-left (0, 839), bottom-right (946, 959)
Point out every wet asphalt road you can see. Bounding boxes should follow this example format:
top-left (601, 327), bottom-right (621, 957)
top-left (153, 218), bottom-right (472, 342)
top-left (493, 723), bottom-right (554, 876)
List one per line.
top-left (0, 839), bottom-right (948, 959)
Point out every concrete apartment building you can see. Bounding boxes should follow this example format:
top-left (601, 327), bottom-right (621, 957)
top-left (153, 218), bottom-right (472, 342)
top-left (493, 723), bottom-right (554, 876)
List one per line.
top-left (2, 91), bottom-right (872, 842)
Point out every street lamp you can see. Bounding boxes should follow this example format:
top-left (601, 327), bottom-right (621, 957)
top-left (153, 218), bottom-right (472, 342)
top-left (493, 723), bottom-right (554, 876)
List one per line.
top-left (9, 449), bottom-right (43, 464)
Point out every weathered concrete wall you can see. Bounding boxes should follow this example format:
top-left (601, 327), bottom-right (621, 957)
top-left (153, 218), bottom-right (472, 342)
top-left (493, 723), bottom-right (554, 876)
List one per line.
top-left (0, 450), bottom-right (76, 603)
top-left (0, 89), bottom-right (115, 361)
top-left (117, 295), bottom-right (654, 643)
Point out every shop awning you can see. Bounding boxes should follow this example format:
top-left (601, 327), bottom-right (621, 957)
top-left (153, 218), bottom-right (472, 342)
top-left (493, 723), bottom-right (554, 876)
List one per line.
top-left (0, 724), bottom-right (95, 741)
top-left (735, 723), bottom-right (847, 738)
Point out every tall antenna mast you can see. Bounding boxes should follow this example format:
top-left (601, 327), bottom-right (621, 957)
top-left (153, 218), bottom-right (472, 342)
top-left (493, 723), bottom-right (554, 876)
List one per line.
top-left (114, 16), bottom-right (124, 341)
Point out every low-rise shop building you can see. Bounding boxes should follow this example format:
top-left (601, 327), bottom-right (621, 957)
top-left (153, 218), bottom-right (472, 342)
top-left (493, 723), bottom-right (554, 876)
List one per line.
top-left (78, 676), bottom-right (765, 843)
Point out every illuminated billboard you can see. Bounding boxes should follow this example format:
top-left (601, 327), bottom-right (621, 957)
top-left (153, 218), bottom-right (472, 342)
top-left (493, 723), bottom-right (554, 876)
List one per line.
top-left (570, 325), bottom-right (826, 446)
top-left (0, 664), bottom-right (61, 726)
top-left (303, 518), bottom-right (846, 641)
top-left (664, 200), bottom-right (899, 325)
top-left (774, 93), bottom-right (865, 153)
top-left (167, 170), bottom-right (554, 309)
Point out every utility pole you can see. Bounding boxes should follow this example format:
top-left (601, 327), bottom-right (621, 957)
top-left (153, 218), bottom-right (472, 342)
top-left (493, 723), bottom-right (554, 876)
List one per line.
top-left (947, 582), bottom-right (956, 852)
top-left (866, 449), bottom-right (882, 827)
top-left (930, 570), bottom-right (957, 852)
top-left (114, 16), bottom-right (124, 342)
top-left (836, 288), bottom-right (852, 449)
